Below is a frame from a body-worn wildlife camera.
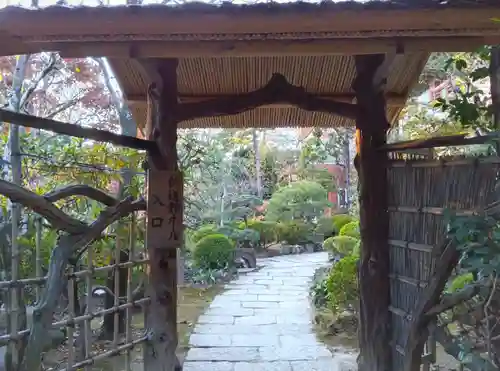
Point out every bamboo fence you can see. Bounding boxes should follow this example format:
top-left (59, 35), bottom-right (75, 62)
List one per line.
top-left (0, 213), bottom-right (149, 371)
top-left (387, 156), bottom-right (500, 369)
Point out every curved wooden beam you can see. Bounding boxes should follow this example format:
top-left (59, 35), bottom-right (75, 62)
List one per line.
top-left (174, 73), bottom-right (358, 122)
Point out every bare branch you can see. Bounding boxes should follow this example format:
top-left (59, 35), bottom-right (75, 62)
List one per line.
top-left (44, 185), bottom-right (119, 206)
top-left (20, 53), bottom-right (57, 109)
top-left (0, 179), bottom-right (86, 233)
top-left (0, 108), bottom-right (158, 152)
top-left (425, 283), bottom-right (483, 317)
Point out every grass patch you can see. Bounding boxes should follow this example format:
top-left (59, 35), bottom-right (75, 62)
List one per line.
top-left (177, 285), bottom-right (224, 354)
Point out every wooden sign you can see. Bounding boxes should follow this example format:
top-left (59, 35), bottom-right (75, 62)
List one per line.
top-left (147, 169), bottom-right (183, 249)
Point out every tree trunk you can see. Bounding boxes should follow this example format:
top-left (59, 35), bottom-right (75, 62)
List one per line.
top-left (5, 55), bottom-right (29, 371)
top-left (252, 129), bottom-right (262, 198)
top-left (97, 58), bottom-right (137, 339)
top-left (353, 54), bottom-right (392, 371)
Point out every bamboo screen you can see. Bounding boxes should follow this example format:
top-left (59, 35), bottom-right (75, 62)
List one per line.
top-left (387, 156), bottom-right (500, 369)
top-left (0, 213), bottom-right (149, 371)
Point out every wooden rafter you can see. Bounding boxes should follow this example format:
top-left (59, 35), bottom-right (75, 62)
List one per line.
top-left (127, 92), bottom-right (408, 108)
top-left (0, 109), bottom-right (157, 151)
top-left (172, 73), bottom-right (358, 123)
top-left (53, 36), bottom-right (500, 59)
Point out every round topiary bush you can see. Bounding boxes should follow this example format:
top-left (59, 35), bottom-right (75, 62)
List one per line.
top-left (276, 221), bottom-right (310, 245)
top-left (316, 216), bottom-right (336, 239)
top-left (332, 214), bottom-right (355, 234)
top-left (339, 221), bottom-right (360, 239)
top-left (192, 234), bottom-right (235, 270)
top-left (325, 254), bottom-right (359, 314)
top-left (241, 219), bottom-right (277, 247)
top-left (323, 236), bottom-right (336, 252)
top-left (192, 224), bottom-right (219, 244)
top-left (323, 236), bottom-right (359, 256)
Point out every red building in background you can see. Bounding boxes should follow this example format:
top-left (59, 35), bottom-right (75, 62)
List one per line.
top-left (315, 163), bottom-right (348, 215)
top-left (298, 127), bottom-right (349, 215)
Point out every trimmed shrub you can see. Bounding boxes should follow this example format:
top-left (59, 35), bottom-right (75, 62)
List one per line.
top-left (353, 239), bottom-right (361, 256)
top-left (332, 214), bottom-right (355, 234)
top-left (325, 254), bottom-right (359, 314)
top-left (192, 234), bottom-right (235, 270)
top-left (192, 224), bottom-right (219, 244)
top-left (315, 216), bottom-right (336, 239)
top-left (241, 219), bottom-right (277, 247)
top-left (323, 236), bottom-right (359, 256)
top-left (339, 221), bottom-right (360, 239)
top-left (276, 221), bottom-right (311, 245)
top-left (323, 236), bottom-right (336, 252)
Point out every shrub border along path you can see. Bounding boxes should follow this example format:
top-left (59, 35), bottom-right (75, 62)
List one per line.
top-left (183, 252), bottom-right (357, 371)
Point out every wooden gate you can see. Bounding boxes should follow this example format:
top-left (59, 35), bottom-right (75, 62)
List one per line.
top-left (386, 155), bottom-right (500, 369)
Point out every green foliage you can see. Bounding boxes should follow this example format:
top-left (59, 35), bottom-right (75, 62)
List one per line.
top-left (323, 237), bottom-right (336, 252)
top-left (339, 220), bottom-right (360, 239)
top-left (332, 214), bottom-right (355, 234)
top-left (353, 239), bottom-right (361, 256)
top-left (323, 235), bottom-right (359, 256)
top-left (448, 273), bottom-right (474, 293)
top-left (266, 181), bottom-right (330, 223)
top-left (192, 234), bottom-right (235, 270)
top-left (315, 216), bottom-right (336, 238)
top-left (311, 275), bottom-right (330, 308)
top-left (432, 47), bottom-right (495, 133)
top-left (220, 226), bottom-right (259, 247)
top-left (276, 221), bottom-right (311, 245)
top-left (192, 224), bottom-right (219, 244)
top-left (332, 214), bottom-right (356, 234)
top-left (325, 254), bottom-right (359, 314)
top-left (241, 219), bottom-right (277, 246)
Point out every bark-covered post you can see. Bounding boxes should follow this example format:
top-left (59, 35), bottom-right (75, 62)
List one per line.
top-left (352, 54), bottom-right (392, 371)
top-left (143, 59), bottom-right (183, 371)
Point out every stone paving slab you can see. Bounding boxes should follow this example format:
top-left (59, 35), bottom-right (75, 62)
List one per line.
top-left (184, 252), bottom-right (357, 371)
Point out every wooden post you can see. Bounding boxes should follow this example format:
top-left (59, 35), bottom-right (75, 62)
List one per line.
top-left (143, 59), bottom-right (183, 371)
top-left (353, 54), bottom-right (392, 371)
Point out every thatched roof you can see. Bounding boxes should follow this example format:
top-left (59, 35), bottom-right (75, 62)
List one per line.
top-left (0, 0), bottom-right (499, 130)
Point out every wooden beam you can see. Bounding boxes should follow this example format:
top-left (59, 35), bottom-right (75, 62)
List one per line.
top-left (0, 108), bottom-right (157, 151)
top-left (127, 92), bottom-right (408, 108)
top-left (143, 59), bottom-right (182, 371)
top-left (172, 73), bottom-right (358, 122)
top-left (353, 53), bottom-right (392, 371)
top-left (52, 36), bottom-right (500, 59)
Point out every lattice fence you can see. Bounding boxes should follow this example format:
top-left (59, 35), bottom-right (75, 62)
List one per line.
top-left (0, 201), bottom-right (150, 371)
top-left (387, 156), bottom-right (500, 370)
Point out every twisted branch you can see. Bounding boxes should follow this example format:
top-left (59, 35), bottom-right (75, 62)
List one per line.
top-left (44, 185), bottom-right (119, 206)
top-left (0, 179), bottom-right (86, 234)
top-left (20, 196), bottom-right (146, 371)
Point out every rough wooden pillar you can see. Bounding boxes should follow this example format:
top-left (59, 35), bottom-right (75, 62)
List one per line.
top-left (353, 54), bottom-right (392, 371)
top-left (143, 59), bottom-right (183, 371)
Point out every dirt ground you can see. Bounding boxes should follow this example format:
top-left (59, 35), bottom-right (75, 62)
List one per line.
top-left (42, 285), bottom-right (223, 371)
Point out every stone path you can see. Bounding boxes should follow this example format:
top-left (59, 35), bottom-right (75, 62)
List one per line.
top-left (184, 252), bottom-right (357, 371)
